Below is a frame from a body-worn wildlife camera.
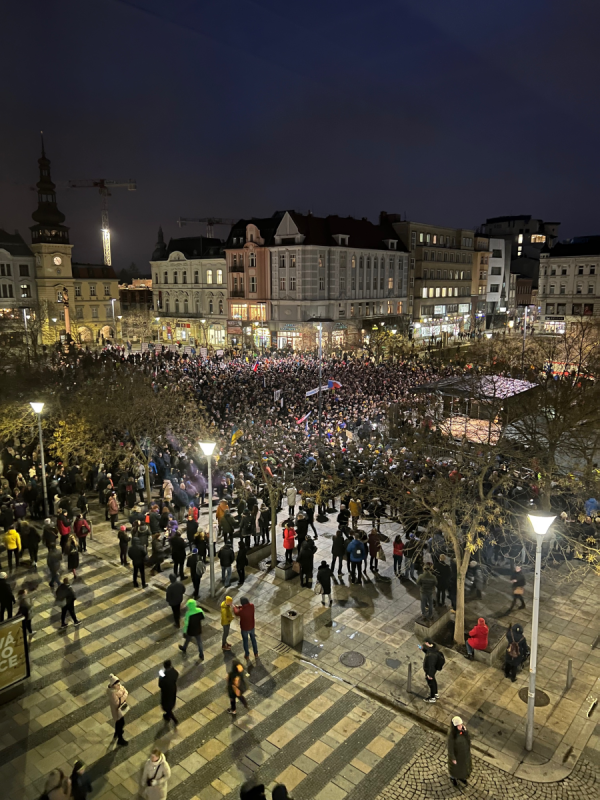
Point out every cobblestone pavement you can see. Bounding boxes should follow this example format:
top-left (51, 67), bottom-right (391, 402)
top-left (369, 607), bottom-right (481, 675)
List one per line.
top-left (377, 738), bottom-right (599, 800)
top-left (0, 493), bottom-right (599, 799)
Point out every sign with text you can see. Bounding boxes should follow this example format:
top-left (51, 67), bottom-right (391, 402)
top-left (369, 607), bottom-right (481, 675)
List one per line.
top-left (0, 618), bottom-right (30, 694)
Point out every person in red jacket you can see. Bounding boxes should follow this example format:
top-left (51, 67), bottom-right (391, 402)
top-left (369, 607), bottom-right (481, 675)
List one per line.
top-left (393, 535), bottom-right (404, 577)
top-left (465, 617), bottom-right (488, 659)
top-left (233, 597), bottom-right (259, 663)
top-left (74, 513), bottom-right (91, 552)
top-left (283, 523), bottom-right (296, 564)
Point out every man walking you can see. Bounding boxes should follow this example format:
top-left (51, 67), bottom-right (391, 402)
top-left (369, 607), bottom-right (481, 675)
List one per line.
top-left (165, 573), bottom-right (186, 628)
top-left (186, 547), bottom-right (203, 598)
top-left (171, 530), bottom-right (187, 580)
top-left (346, 533), bottom-right (366, 584)
top-left (221, 595), bottom-right (234, 650)
top-left (507, 565), bottom-right (526, 612)
top-left (218, 541), bottom-right (235, 588)
top-left (158, 659), bottom-right (179, 726)
top-left (179, 598), bottom-right (205, 660)
top-left (233, 597), bottom-right (259, 663)
top-left (47, 543), bottom-right (62, 589)
top-left (56, 577), bottom-right (80, 628)
top-left (128, 536), bottom-right (147, 589)
top-left (417, 564), bottom-right (437, 620)
top-left (422, 640), bottom-right (444, 703)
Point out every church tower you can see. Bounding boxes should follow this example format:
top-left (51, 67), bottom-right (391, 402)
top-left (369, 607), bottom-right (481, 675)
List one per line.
top-left (29, 136), bottom-right (74, 337)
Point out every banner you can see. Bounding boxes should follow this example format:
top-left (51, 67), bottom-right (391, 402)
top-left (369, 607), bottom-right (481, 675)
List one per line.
top-left (0, 618), bottom-right (30, 693)
top-left (305, 384), bottom-right (330, 397)
top-left (274, 390), bottom-right (281, 402)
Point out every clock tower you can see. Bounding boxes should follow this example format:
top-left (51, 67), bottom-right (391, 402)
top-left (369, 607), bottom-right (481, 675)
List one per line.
top-left (29, 137), bottom-right (74, 337)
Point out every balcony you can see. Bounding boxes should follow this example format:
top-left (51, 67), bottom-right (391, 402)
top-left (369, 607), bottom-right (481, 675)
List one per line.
top-left (229, 264), bottom-right (245, 273)
top-left (230, 289), bottom-right (245, 298)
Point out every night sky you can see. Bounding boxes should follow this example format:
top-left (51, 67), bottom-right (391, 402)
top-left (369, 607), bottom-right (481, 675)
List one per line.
top-left (2, 0), bottom-right (599, 273)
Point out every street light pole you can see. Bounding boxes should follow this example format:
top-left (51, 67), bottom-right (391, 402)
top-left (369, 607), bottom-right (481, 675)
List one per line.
top-left (525, 513), bottom-right (555, 751)
top-left (521, 305), bottom-right (528, 373)
top-left (200, 442), bottom-right (216, 598)
top-left (318, 322), bottom-right (323, 439)
top-left (30, 402), bottom-right (49, 519)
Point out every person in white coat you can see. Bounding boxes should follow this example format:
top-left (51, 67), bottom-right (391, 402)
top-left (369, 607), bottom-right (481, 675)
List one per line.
top-left (286, 485), bottom-right (297, 517)
top-left (141, 749), bottom-right (171, 800)
top-left (106, 673), bottom-right (129, 746)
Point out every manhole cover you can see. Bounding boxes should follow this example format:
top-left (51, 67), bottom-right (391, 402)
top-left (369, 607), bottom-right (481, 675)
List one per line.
top-left (340, 651), bottom-right (366, 668)
top-left (518, 688), bottom-right (550, 707)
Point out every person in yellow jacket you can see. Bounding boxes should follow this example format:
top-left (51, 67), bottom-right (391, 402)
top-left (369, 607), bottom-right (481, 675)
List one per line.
top-left (220, 595), bottom-right (234, 651)
top-left (4, 528), bottom-right (21, 572)
top-left (348, 499), bottom-right (362, 530)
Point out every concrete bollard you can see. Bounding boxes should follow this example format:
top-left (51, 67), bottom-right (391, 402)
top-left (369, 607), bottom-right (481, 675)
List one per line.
top-left (281, 609), bottom-right (304, 648)
top-left (407, 662), bottom-right (412, 694)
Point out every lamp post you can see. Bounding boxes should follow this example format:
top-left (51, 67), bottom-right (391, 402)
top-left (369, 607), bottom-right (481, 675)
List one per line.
top-left (30, 402), bottom-right (49, 519)
top-left (317, 322), bottom-right (323, 438)
top-left (155, 317), bottom-right (160, 344)
top-left (525, 513), bottom-right (556, 751)
top-left (51, 317), bottom-right (58, 343)
top-left (200, 441), bottom-right (216, 597)
top-left (117, 314), bottom-right (122, 343)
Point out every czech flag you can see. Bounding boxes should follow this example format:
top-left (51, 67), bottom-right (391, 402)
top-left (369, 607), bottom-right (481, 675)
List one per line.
top-left (252, 360), bottom-right (259, 372)
top-left (295, 411), bottom-right (312, 425)
top-left (328, 380), bottom-right (342, 389)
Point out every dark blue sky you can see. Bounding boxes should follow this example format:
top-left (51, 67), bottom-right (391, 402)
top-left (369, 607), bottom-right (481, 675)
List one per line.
top-left (2, 0), bottom-right (599, 273)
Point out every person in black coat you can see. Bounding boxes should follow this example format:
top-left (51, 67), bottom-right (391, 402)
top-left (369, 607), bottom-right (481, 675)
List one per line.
top-left (71, 761), bottom-right (93, 800)
top-left (330, 530), bottom-right (347, 575)
top-left (186, 548), bottom-right (200, 597)
top-left (128, 537), bottom-right (147, 589)
top-left (296, 514), bottom-right (309, 551)
top-left (158, 659), bottom-right (179, 726)
top-left (507, 566), bottom-right (526, 612)
top-left (117, 526), bottom-right (129, 566)
top-left (236, 541), bottom-right (248, 586)
top-left (0, 572), bottom-right (15, 621)
top-left (195, 531), bottom-right (208, 563)
top-left (504, 623), bottom-right (527, 682)
top-left (137, 523), bottom-right (150, 551)
top-left (298, 537), bottom-right (316, 587)
top-left (171, 531), bottom-right (187, 580)
top-left (239, 511), bottom-right (252, 549)
top-left (186, 515), bottom-right (198, 548)
top-left (434, 554), bottom-right (451, 606)
top-left (43, 519), bottom-right (58, 550)
top-left (316, 561), bottom-right (333, 606)
top-left (165, 573), bottom-right (186, 627)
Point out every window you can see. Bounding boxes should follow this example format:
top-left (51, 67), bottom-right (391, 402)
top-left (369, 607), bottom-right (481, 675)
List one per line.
top-left (209, 299), bottom-right (213, 314)
top-left (479, 285), bottom-right (485, 295)
top-left (89, 284), bottom-right (96, 296)
top-left (182, 271), bottom-right (187, 284)
top-left (366, 273), bottom-right (370, 290)
top-left (578, 265), bottom-right (584, 275)
top-left (419, 232), bottom-right (424, 243)
top-left (351, 272), bottom-right (356, 290)
top-left (380, 272), bottom-right (384, 290)
top-left (217, 270), bottom-right (223, 284)
top-left (165, 299), bottom-right (170, 313)
top-left (590, 265), bottom-right (596, 275)
top-left (338, 303), bottom-right (345, 317)
top-left (545, 303), bottom-right (555, 314)
top-left (385, 276), bottom-right (392, 291)
top-left (435, 287), bottom-right (441, 297)
top-left (557, 303), bottom-right (566, 314)
top-left (428, 288), bottom-right (434, 298)
top-left (365, 303), bottom-right (370, 316)
top-left (562, 267), bottom-right (568, 275)
top-left (20, 284), bottom-right (31, 298)
top-left (572, 303), bottom-right (582, 315)
top-left (183, 299), bottom-right (188, 314)
top-left (104, 284), bottom-right (110, 296)
top-left (588, 284), bottom-right (594, 294)
top-left (106, 304), bottom-right (114, 318)
top-left (0, 264), bottom-right (12, 276)
top-left (290, 276), bottom-right (296, 291)
top-left (91, 306), bottom-right (98, 319)
top-left (75, 306), bottom-right (83, 319)
top-left (490, 284), bottom-right (500, 293)
top-left (249, 253), bottom-right (256, 268)
top-left (232, 254), bottom-right (237, 267)
top-left (490, 266), bottom-right (501, 275)
top-left (163, 271), bottom-right (168, 284)
top-left (74, 284), bottom-right (81, 297)
top-left (279, 253), bottom-right (285, 268)
top-left (411, 231), bottom-right (416, 248)
top-left (560, 284), bottom-right (566, 294)
top-left (441, 287), bottom-right (447, 297)
top-left (155, 273), bottom-right (159, 284)
top-left (350, 303), bottom-right (354, 316)
top-left (238, 253), bottom-right (244, 267)
top-left (584, 304), bottom-right (594, 315)
top-left (173, 272), bottom-right (178, 285)
top-left (250, 276), bottom-right (257, 293)
top-left (531, 234), bottom-right (546, 243)
top-left (424, 251), bottom-right (429, 262)
top-left (423, 269), bottom-right (428, 279)
top-left (422, 288), bottom-right (428, 298)
top-left (319, 276), bottom-right (325, 290)
top-left (19, 264), bottom-right (29, 277)
top-left (280, 276), bottom-right (286, 291)
top-left (219, 299), bottom-right (224, 314)
top-left (206, 269), bottom-right (213, 284)
top-left (549, 284), bottom-right (555, 294)
top-left (194, 271), bottom-right (199, 284)
top-left (290, 253), bottom-right (296, 268)
top-left (518, 234), bottom-right (523, 244)
top-left (576, 283), bottom-right (582, 294)
top-left (437, 270), bottom-right (442, 279)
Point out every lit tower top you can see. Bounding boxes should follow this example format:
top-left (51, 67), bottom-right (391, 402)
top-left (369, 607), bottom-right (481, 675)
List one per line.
top-left (30, 133), bottom-right (70, 245)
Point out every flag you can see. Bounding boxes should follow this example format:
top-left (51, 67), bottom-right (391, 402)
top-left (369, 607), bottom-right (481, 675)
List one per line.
top-left (252, 360), bottom-right (259, 372)
top-left (295, 411), bottom-right (312, 425)
top-left (231, 426), bottom-right (244, 445)
top-left (328, 380), bottom-right (342, 389)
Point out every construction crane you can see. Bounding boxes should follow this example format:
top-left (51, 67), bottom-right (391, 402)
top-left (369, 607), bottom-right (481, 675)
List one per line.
top-left (177, 217), bottom-right (237, 238)
top-left (68, 179), bottom-right (137, 266)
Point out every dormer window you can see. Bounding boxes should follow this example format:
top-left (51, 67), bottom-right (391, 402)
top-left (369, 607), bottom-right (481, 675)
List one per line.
top-left (333, 234), bottom-right (349, 246)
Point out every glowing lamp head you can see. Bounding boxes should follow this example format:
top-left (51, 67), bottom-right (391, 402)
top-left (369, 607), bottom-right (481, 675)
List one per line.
top-left (199, 441), bottom-right (216, 456)
top-left (30, 402), bottom-right (44, 414)
top-left (527, 514), bottom-right (555, 536)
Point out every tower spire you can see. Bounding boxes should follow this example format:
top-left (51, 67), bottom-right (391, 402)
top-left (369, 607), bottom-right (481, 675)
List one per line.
top-left (40, 130), bottom-right (45, 158)
top-left (30, 138), bottom-right (69, 245)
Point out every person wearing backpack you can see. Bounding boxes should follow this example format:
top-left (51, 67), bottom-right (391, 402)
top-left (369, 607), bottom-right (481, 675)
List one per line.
top-left (504, 623), bottom-right (527, 682)
top-left (346, 533), bottom-right (366, 584)
top-left (74, 513), bottom-right (90, 552)
top-left (421, 640), bottom-right (444, 703)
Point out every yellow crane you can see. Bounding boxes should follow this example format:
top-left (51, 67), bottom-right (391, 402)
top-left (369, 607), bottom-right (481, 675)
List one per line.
top-left (68, 178), bottom-right (137, 266)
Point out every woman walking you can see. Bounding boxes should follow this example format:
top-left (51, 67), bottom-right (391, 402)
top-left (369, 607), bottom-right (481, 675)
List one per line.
top-left (106, 673), bottom-right (129, 746)
top-left (447, 716), bottom-right (471, 787)
top-left (316, 560), bottom-right (333, 606)
top-left (227, 658), bottom-right (248, 716)
top-left (140, 748), bottom-right (171, 800)
top-left (66, 534), bottom-right (80, 579)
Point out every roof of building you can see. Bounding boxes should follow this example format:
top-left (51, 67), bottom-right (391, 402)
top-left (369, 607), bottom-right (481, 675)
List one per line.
top-left (165, 236), bottom-right (224, 260)
top-left (0, 229), bottom-right (34, 257)
top-left (548, 236), bottom-right (600, 258)
top-left (485, 215), bottom-right (533, 224)
top-left (72, 263), bottom-right (117, 279)
top-left (226, 212), bottom-right (286, 247)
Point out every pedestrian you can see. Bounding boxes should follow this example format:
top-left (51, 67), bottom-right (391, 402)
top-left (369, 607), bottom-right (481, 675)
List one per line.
top-left (165, 573), bottom-right (186, 628)
top-left (56, 577), bottom-right (80, 628)
top-left (17, 587), bottom-right (33, 635)
top-left (74, 513), bottom-right (90, 552)
top-left (416, 564), bottom-right (437, 620)
top-left (70, 761), bottom-right (93, 800)
top-left (140, 748), bottom-right (171, 800)
top-left (179, 598), bottom-right (205, 660)
top-left (367, 527), bottom-right (380, 572)
top-left (402, 534), bottom-right (418, 582)
top-left (283, 522), bottom-right (296, 565)
top-left (330, 529), bottom-right (346, 575)
top-left (236, 540), bottom-right (248, 586)
top-left (507, 565), bottom-right (526, 611)
top-left (316, 560), bottom-right (333, 606)
top-left (239, 782), bottom-right (266, 800)
top-left (448, 716), bottom-right (471, 787)
top-left (421, 639), bottom-right (444, 703)
top-left (348, 497), bottom-right (361, 530)
top-left (186, 547), bottom-right (202, 597)
top-left (0, 572), bottom-right (15, 620)
top-left (465, 617), bottom-right (488, 660)
top-left (107, 673), bottom-right (129, 746)
top-left (117, 525), bottom-right (130, 566)
top-left (4, 526), bottom-right (21, 572)
top-left (66, 534), bottom-right (79, 579)
top-left (393, 535), bottom-right (403, 577)
top-left (504, 623), bottom-right (527, 682)
top-left (218, 541), bottom-right (235, 588)
top-left (128, 536), bottom-right (147, 588)
top-left (27, 523), bottom-right (40, 568)
top-left (107, 492), bottom-right (119, 529)
top-left (43, 769), bottom-right (71, 800)
top-left (298, 536), bottom-right (316, 587)
top-left (346, 532), bottom-right (366, 584)
top-left (57, 511), bottom-right (71, 552)
top-left (171, 530), bottom-right (187, 580)
top-left (159, 659), bottom-right (179, 726)
top-left (286, 484), bottom-right (297, 517)
top-left (233, 597), bottom-right (259, 663)
top-left (43, 518), bottom-right (58, 550)
top-left (434, 553), bottom-right (451, 606)
top-left (227, 658), bottom-right (248, 715)
top-left (272, 787), bottom-right (291, 800)
top-left (47, 543), bottom-right (61, 589)
top-left (221, 595), bottom-right (234, 650)
top-left (195, 530), bottom-right (208, 563)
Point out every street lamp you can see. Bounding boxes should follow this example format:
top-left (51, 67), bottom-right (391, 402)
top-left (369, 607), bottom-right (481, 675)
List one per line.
top-left (200, 441), bottom-right (217, 597)
top-left (117, 314), bottom-right (122, 343)
top-left (155, 317), bottom-right (160, 343)
top-left (30, 402), bottom-right (49, 519)
top-left (525, 513), bottom-right (556, 751)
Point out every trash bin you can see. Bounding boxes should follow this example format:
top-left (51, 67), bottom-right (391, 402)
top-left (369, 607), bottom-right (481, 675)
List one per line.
top-left (281, 609), bottom-right (304, 647)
